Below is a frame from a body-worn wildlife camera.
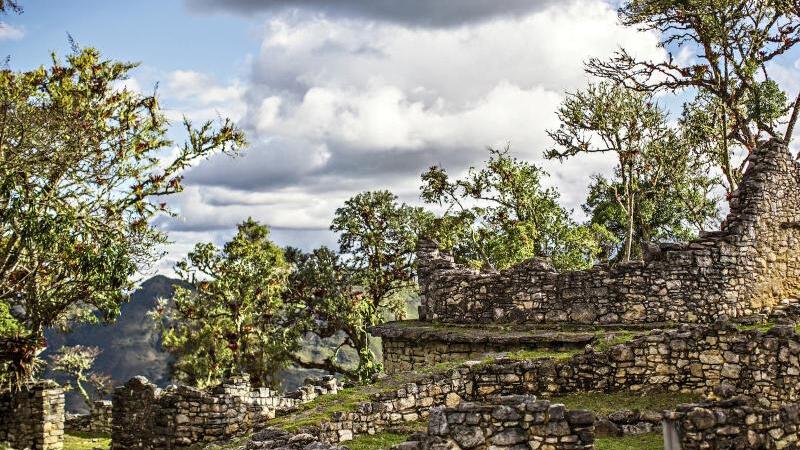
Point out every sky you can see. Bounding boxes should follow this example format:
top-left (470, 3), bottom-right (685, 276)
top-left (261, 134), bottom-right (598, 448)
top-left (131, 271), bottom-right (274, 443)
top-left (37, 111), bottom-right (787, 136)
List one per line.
top-left (3, 0), bottom-right (800, 277)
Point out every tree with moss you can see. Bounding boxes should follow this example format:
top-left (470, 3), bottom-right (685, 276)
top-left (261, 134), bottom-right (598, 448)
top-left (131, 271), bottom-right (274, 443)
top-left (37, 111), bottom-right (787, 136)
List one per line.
top-left (421, 147), bottom-right (605, 271)
top-left (588, 0), bottom-right (800, 197)
top-left (0, 47), bottom-right (245, 387)
top-left (49, 346), bottom-right (112, 410)
top-left (286, 191), bottom-right (432, 381)
top-left (152, 219), bottom-right (295, 388)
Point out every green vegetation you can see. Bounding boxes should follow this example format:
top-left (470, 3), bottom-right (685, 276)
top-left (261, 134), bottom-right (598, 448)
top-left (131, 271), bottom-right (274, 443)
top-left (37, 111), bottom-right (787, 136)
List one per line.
top-left (593, 331), bottom-right (638, 353)
top-left (285, 191), bottom-right (431, 381)
top-left (63, 432), bottom-right (111, 450)
top-left (345, 432), bottom-right (411, 450)
top-left (421, 147), bottom-right (608, 271)
top-left (550, 391), bottom-right (703, 417)
top-left (152, 219), bottom-right (295, 389)
top-left (505, 348), bottom-right (581, 361)
top-left (0, 46), bottom-right (244, 388)
top-left (595, 433), bottom-right (663, 450)
top-left (49, 346), bottom-right (112, 410)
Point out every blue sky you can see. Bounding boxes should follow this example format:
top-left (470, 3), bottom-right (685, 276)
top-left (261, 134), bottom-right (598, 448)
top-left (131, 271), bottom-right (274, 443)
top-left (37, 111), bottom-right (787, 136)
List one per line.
top-left (4, 1), bottom-right (800, 276)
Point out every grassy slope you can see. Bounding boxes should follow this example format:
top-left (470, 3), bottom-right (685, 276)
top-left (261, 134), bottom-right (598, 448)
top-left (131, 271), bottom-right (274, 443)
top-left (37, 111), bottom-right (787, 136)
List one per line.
top-left (596, 433), bottom-right (664, 450)
top-left (64, 432), bottom-right (111, 450)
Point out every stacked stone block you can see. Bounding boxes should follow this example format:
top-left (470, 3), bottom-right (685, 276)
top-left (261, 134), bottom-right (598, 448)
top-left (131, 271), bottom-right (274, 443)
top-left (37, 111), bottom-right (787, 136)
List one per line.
top-left (665, 397), bottom-right (800, 449)
top-left (0, 381), bottom-right (65, 450)
top-left (417, 141), bottom-right (800, 325)
top-left (111, 375), bottom-right (339, 449)
top-left (402, 395), bottom-right (595, 450)
top-left (65, 400), bottom-right (112, 434)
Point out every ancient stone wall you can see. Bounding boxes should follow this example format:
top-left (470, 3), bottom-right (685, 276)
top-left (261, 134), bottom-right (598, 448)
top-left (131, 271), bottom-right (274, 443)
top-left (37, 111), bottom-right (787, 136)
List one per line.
top-left (372, 322), bottom-right (594, 374)
top-left (418, 141), bottom-right (800, 325)
top-left (0, 381), bottom-right (65, 450)
top-left (664, 397), bottom-right (800, 449)
top-left (65, 400), bottom-right (113, 434)
top-left (406, 395), bottom-right (595, 450)
top-left (111, 375), bottom-right (338, 449)
top-left (289, 323), bottom-right (800, 445)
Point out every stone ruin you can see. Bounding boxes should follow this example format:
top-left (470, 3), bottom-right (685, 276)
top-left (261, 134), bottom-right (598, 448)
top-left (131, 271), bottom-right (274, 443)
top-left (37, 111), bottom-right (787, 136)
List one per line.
top-left (111, 374), bottom-right (339, 449)
top-left (0, 381), bottom-right (64, 450)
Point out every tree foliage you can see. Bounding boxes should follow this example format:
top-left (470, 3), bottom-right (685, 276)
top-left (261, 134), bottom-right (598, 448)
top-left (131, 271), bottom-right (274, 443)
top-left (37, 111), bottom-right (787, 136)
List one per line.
top-left (152, 219), bottom-right (295, 388)
top-left (421, 147), bottom-right (604, 271)
top-left (0, 48), bottom-right (244, 385)
top-left (588, 0), bottom-right (800, 189)
top-left (547, 83), bottom-right (718, 261)
top-left (286, 191), bottom-right (431, 382)
top-left (49, 345), bottom-right (112, 410)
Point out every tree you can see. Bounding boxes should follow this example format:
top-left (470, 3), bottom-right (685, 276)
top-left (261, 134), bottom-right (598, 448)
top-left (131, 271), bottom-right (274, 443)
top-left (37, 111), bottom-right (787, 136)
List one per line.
top-left (547, 83), bottom-right (674, 261)
top-left (0, 0), bottom-right (21, 14)
top-left (421, 147), bottom-right (604, 271)
top-left (49, 346), bottom-right (112, 411)
top-left (0, 48), bottom-right (245, 385)
top-left (582, 137), bottom-right (720, 260)
top-left (588, 0), bottom-right (800, 186)
top-left (152, 219), bottom-right (295, 388)
top-left (286, 191), bottom-right (432, 381)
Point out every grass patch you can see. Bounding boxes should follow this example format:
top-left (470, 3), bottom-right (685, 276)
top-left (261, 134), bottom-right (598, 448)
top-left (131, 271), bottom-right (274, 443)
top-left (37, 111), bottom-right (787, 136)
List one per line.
top-left (505, 348), bottom-right (581, 361)
top-left (64, 432), bottom-right (111, 450)
top-left (268, 364), bottom-right (462, 432)
top-left (595, 432), bottom-right (663, 450)
top-left (345, 432), bottom-right (410, 450)
top-left (549, 391), bottom-right (703, 417)
top-left (592, 331), bottom-right (638, 353)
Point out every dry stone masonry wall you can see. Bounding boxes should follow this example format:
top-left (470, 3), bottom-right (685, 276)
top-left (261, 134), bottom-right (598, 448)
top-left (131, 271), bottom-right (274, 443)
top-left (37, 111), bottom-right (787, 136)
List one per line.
top-left (0, 381), bottom-right (64, 450)
top-left (111, 375), bottom-right (338, 449)
top-left (418, 141), bottom-right (800, 325)
top-left (409, 395), bottom-right (595, 450)
top-left (664, 397), bottom-right (800, 449)
top-left (64, 400), bottom-right (112, 434)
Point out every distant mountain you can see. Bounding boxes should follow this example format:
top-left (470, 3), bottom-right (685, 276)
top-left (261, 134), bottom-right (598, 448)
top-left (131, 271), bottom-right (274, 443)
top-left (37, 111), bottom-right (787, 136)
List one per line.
top-left (45, 275), bottom-right (181, 411)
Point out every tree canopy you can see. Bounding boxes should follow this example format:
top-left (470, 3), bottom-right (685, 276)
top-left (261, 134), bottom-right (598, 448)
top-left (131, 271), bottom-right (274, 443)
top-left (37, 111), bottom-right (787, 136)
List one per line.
top-left (0, 47), bottom-right (245, 386)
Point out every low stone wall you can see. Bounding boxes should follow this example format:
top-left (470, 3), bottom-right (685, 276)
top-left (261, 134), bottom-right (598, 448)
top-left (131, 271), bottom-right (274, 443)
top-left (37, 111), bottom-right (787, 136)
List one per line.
top-left (112, 375), bottom-right (338, 449)
top-left (469, 322), bottom-right (800, 408)
top-left (65, 400), bottom-right (112, 434)
top-left (397, 395), bottom-right (595, 450)
top-left (418, 141), bottom-right (800, 325)
top-left (371, 321), bottom-right (595, 374)
top-left (664, 397), bottom-right (800, 449)
top-left (0, 381), bottom-right (65, 450)
top-left (302, 323), bottom-right (800, 445)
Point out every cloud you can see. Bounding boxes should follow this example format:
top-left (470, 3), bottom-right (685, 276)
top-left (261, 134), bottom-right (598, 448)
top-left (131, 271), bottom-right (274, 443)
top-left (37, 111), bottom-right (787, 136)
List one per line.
top-left (156, 0), bottom-right (664, 260)
top-left (185, 0), bottom-right (563, 28)
top-left (0, 22), bottom-right (23, 41)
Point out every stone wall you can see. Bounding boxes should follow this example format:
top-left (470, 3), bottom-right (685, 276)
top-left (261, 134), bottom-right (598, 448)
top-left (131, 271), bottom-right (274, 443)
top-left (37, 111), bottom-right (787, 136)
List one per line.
top-left (418, 141), bottom-right (800, 325)
top-left (0, 381), bottom-right (65, 450)
top-left (297, 323), bottom-right (800, 445)
top-left (664, 397), bottom-right (800, 449)
top-left (404, 395), bottom-right (595, 450)
top-left (65, 400), bottom-right (112, 434)
top-left (372, 321), bottom-right (595, 374)
top-left (111, 375), bottom-right (338, 449)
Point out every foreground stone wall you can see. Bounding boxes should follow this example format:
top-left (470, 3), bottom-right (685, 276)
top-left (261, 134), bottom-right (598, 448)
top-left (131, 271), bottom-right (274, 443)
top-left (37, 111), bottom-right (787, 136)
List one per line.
top-left (418, 141), bottom-right (800, 325)
top-left (406, 395), bottom-right (595, 450)
top-left (665, 397), bottom-right (800, 449)
top-left (0, 381), bottom-right (64, 450)
top-left (65, 400), bottom-right (112, 434)
top-left (112, 375), bottom-right (338, 449)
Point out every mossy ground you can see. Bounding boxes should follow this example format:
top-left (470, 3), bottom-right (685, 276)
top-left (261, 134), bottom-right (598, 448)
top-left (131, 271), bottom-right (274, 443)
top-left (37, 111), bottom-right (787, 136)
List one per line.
top-left (595, 433), bottom-right (663, 450)
top-left (63, 432), bottom-right (111, 450)
top-left (549, 390), bottom-right (703, 416)
top-left (345, 431), bottom-right (413, 450)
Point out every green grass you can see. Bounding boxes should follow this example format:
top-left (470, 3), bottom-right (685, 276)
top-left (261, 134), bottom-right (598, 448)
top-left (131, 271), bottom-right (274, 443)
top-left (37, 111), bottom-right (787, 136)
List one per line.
top-left (505, 348), bottom-right (581, 361)
top-left (595, 432), bottom-right (663, 450)
top-left (345, 432), bottom-right (411, 450)
top-left (64, 432), bottom-right (111, 450)
top-left (592, 330), bottom-right (638, 352)
top-left (550, 391), bottom-right (703, 416)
